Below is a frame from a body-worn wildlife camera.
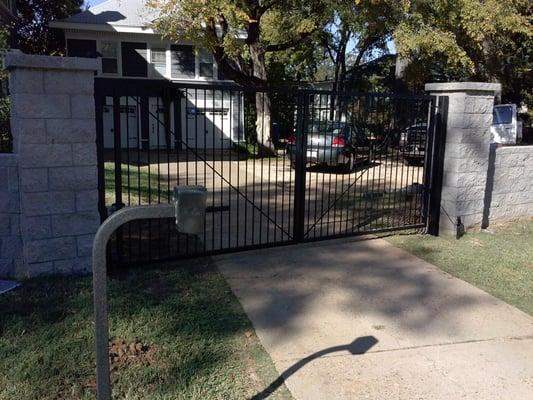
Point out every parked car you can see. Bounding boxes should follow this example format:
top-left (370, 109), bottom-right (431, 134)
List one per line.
top-left (491, 104), bottom-right (523, 144)
top-left (400, 123), bottom-right (427, 166)
top-left (286, 121), bottom-right (371, 172)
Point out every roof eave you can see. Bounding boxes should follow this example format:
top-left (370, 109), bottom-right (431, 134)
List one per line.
top-left (49, 20), bottom-right (156, 35)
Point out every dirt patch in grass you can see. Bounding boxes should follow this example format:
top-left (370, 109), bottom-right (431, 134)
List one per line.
top-left (0, 264), bottom-right (293, 400)
top-left (109, 339), bottom-right (156, 371)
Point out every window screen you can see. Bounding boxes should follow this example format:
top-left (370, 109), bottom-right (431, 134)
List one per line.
top-left (151, 48), bottom-right (167, 77)
top-left (100, 41), bottom-right (118, 74)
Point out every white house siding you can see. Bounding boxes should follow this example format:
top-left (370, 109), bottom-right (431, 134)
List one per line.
top-left (180, 90), bottom-right (243, 150)
top-left (63, 29), bottom-right (244, 150)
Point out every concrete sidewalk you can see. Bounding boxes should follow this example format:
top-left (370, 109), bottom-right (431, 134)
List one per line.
top-left (214, 238), bottom-right (533, 400)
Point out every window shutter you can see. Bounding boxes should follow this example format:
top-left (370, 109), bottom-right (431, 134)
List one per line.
top-left (121, 42), bottom-right (148, 77)
top-left (171, 45), bottom-right (195, 78)
top-left (67, 39), bottom-right (97, 58)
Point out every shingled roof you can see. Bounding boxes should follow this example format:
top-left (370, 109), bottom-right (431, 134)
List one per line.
top-left (54, 0), bottom-right (157, 29)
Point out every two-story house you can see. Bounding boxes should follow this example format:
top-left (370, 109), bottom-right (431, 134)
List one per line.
top-left (50, 0), bottom-right (243, 150)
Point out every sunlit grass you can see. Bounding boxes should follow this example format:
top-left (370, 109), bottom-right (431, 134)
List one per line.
top-left (0, 260), bottom-right (292, 400)
top-left (387, 219), bottom-right (533, 315)
top-left (105, 162), bottom-right (171, 205)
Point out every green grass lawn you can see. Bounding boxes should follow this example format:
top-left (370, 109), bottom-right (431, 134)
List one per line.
top-left (386, 219), bottom-right (533, 315)
top-left (0, 259), bottom-right (292, 400)
top-left (105, 162), bottom-right (171, 205)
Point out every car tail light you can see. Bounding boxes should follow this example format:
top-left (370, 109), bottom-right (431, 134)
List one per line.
top-left (332, 136), bottom-right (346, 147)
top-left (287, 135), bottom-right (296, 145)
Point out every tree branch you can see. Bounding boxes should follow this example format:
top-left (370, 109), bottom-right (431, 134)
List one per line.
top-left (320, 32), bottom-right (337, 63)
top-left (258, 0), bottom-right (282, 15)
top-left (265, 29), bottom-right (316, 52)
top-left (346, 37), bottom-right (378, 75)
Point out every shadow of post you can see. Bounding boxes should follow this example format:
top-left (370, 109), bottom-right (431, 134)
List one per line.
top-left (249, 336), bottom-right (378, 400)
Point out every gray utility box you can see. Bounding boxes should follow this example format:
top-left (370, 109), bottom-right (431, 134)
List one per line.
top-left (173, 186), bottom-right (207, 235)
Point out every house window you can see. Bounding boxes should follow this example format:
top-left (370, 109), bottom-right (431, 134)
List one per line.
top-left (198, 49), bottom-right (214, 79)
top-left (121, 42), bottom-right (148, 77)
top-left (171, 45), bottom-right (195, 79)
top-left (150, 48), bottom-right (167, 77)
top-left (100, 41), bottom-right (118, 74)
top-left (67, 39), bottom-right (97, 58)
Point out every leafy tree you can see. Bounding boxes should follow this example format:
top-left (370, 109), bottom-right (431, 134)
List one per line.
top-left (15, 0), bottom-right (83, 55)
top-left (320, 1), bottom-right (399, 97)
top-left (392, 0), bottom-right (532, 87)
top-left (148, 0), bottom-right (330, 152)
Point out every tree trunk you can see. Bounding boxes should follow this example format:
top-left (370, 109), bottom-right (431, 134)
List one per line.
top-left (249, 42), bottom-right (274, 155)
top-left (329, 29), bottom-right (349, 121)
top-left (329, 61), bottom-right (340, 120)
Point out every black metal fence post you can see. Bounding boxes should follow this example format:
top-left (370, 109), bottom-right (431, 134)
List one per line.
top-left (94, 86), bottom-right (107, 222)
top-left (293, 90), bottom-right (308, 242)
top-left (426, 96), bottom-right (448, 236)
top-left (422, 96), bottom-right (437, 228)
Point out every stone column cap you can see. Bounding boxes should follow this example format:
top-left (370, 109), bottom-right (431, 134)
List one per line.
top-left (4, 52), bottom-right (98, 72)
top-left (425, 82), bottom-right (501, 93)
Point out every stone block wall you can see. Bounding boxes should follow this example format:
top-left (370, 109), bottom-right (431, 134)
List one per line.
top-left (426, 83), bottom-right (501, 233)
top-left (1, 53), bottom-right (100, 278)
top-left (0, 154), bottom-right (23, 277)
top-left (489, 145), bottom-right (533, 221)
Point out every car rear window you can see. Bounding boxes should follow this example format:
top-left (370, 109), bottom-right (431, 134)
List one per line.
top-left (493, 106), bottom-right (513, 124)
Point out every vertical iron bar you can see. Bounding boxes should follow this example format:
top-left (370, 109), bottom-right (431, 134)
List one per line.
top-left (112, 94), bottom-right (123, 265)
top-left (293, 90), bottom-right (308, 242)
top-left (94, 90), bottom-right (106, 222)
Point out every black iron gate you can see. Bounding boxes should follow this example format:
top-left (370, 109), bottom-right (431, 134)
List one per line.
top-left (95, 79), bottom-right (446, 266)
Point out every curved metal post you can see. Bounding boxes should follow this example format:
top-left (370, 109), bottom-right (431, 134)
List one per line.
top-left (92, 204), bottom-right (175, 400)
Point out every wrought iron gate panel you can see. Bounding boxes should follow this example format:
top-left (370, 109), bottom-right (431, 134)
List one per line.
top-left (295, 90), bottom-right (439, 241)
top-left (95, 79), bottom-right (297, 266)
top-left (95, 79), bottom-right (445, 267)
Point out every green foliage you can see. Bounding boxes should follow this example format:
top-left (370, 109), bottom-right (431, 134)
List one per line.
top-left (0, 26), bottom-right (11, 153)
top-left (148, 0), bottom-right (329, 85)
top-left (0, 97), bottom-right (11, 153)
top-left (16, 0), bottom-right (83, 55)
top-left (393, 0), bottom-right (533, 82)
top-left (0, 25), bottom-right (8, 89)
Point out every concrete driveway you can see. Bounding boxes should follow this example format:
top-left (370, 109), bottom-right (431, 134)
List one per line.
top-left (214, 237), bottom-right (533, 400)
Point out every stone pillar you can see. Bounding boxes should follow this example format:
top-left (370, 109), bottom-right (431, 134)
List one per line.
top-left (425, 82), bottom-right (501, 234)
top-left (0, 153), bottom-right (22, 277)
top-left (5, 53), bottom-right (100, 277)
